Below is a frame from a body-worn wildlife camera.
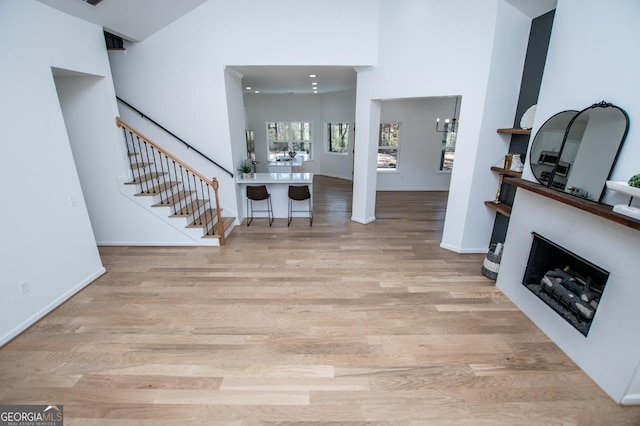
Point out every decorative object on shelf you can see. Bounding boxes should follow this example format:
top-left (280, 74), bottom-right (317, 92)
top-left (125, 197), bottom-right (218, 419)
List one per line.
top-left (484, 164), bottom-right (523, 217)
top-left (520, 104), bottom-right (537, 129)
top-left (606, 180), bottom-right (640, 220)
top-left (288, 151), bottom-right (297, 160)
top-left (481, 243), bottom-right (503, 280)
top-left (629, 174), bottom-right (640, 188)
top-left (492, 172), bottom-right (506, 203)
top-left (494, 153), bottom-right (524, 172)
top-left (510, 154), bottom-right (523, 172)
top-left (529, 101), bottom-right (629, 202)
top-left (490, 154), bottom-right (524, 204)
top-left (237, 159), bottom-right (253, 179)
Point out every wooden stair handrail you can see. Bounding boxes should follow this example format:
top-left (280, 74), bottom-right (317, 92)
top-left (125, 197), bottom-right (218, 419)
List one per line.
top-left (117, 116), bottom-right (228, 246)
top-left (117, 117), bottom-right (219, 186)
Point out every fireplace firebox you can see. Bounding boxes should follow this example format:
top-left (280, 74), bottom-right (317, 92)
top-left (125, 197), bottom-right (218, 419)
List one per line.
top-left (522, 233), bottom-right (609, 336)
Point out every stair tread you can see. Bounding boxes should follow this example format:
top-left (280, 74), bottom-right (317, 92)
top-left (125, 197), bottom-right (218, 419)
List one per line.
top-left (135, 181), bottom-right (180, 196)
top-left (170, 199), bottom-right (207, 217)
top-left (130, 162), bottom-right (152, 170)
top-left (151, 191), bottom-right (195, 208)
top-left (186, 209), bottom-right (219, 228)
top-left (202, 217), bottom-right (235, 238)
top-left (124, 172), bottom-right (166, 185)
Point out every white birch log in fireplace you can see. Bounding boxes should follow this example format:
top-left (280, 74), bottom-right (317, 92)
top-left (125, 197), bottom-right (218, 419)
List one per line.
top-left (545, 268), bottom-right (599, 303)
top-left (541, 274), bottom-right (595, 320)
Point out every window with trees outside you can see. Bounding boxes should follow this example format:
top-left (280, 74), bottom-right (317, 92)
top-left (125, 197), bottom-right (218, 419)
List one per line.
top-left (326, 122), bottom-right (349, 154)
top-left (377, 123), bottom-right (400, 169)
top-left (266, 121), bottom-right (312, 161)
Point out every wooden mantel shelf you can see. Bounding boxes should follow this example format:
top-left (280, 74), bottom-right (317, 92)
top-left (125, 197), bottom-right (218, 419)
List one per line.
top-left (504, 177), bottom-right (640, 232)
top-left (497, 128), bottom-right (531, 135)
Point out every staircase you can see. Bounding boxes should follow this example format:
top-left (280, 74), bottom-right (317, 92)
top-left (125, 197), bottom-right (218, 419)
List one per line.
top-left (116, 117), bottom-right (235, 246)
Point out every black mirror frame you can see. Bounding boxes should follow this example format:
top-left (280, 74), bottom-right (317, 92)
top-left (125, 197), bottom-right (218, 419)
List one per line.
top-left (530, 101), bottom-right (629, 202)
top-left (529, 109), bottom-right (579, 188)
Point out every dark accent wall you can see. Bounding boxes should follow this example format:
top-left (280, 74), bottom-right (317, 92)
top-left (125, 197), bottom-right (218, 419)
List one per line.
top-left (489, 10), bottom-right (555, 246)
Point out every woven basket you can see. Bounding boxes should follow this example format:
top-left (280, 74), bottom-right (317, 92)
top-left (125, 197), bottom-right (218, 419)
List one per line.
top-left (481, 244), bottom-right (502, 280)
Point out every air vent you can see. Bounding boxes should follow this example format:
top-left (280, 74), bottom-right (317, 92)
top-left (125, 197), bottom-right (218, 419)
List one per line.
top-left (104, 31), bottom-right (124, 50)
top-left (82, 0), bottom-right (104, 6)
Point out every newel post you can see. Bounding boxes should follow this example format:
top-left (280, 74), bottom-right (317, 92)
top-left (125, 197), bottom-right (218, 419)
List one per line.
top-left (212, 177), bottom-right (225, 246)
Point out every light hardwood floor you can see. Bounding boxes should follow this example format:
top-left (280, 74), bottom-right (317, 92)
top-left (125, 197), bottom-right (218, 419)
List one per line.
top-left (2, 176), bottom-right (639, 425)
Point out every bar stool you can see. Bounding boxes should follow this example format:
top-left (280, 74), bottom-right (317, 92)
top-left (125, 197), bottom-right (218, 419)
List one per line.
top-left (246, 185), bottom-right (273, 226)
top-left (288, 185), bottom-right (312, 226)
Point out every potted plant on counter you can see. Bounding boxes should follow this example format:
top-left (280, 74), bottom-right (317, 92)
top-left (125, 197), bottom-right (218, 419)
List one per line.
top-left (237, 159), bottom-right (253, 179)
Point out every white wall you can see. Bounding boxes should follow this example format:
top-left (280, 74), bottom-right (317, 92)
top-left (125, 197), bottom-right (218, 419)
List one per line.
top-left (0, 1), bottom-right (109, 345)
top-left (225, 68), bottom-right (250, 219)
top-left (498, 0), bottom-right (640, 404)
top-left (352, 0), bottom-right (530, 246)
top-left (108, 0), bottom-right (380, 214)
top-left (318, 91), bottom-right (357, 181)
top-left (377, 97), bottom-right (454, 191)
top-left (55, 75), bottom-right (196, 246)
top-left (243, 90), bottom-right (356, 181)
top-left (244, 94), bottom-right (322, 173)
top-left (523, 0), bottom-right (640, 188)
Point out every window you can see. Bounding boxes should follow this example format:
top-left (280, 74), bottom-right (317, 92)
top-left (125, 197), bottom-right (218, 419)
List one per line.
top-left (377, 123), bottom-right (400, 169)
top-left (440, 128), bottom-right (457, 171)
top-left (267, 121), bottom-right (312, 161)
top-left (326, 122), bottom-right (350, 154)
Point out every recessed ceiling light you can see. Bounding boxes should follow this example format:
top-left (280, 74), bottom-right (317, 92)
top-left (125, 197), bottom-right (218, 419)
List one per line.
top-left (312, 82), bottom-right (317, 86)
top-left (309, 74), bottom-right (316, 78)
top-left (254, 90), bottom-right (260, 94)
top-left (82, 0), bottom-right (104, 6)
top-left (246, 86), bottom-right (252, 90)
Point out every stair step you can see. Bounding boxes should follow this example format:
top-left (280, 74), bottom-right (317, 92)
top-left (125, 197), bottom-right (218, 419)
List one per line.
top-left (135, 181), bottom-right (180, 196)
top-left (186, 209), bottom-right (219, 228)
top-left (152, 191), bottom-right (195, 208)
top-left (130, 162), bottom-right (152, 170)
top-left (202, 217), bottom-right (235, 238)
top-left (124, 172), bottom-right (166, 185)
top-left (170, 199), bottom-right (207, 217)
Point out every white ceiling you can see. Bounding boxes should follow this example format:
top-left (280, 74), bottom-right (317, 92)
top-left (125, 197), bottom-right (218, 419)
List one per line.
top-left (230, 66), bottom-right (358, 96)
top-left (36, 0), bottom-right (207, 42)
top-left (505, 0), bottom-right (556, 18)
top-left (37, 0), bottom-right (556, 94)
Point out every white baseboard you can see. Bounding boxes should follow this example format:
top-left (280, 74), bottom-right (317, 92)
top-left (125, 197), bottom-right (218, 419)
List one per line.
top-left (97, 241), bottom-right (202, 246)
top-left (439, 242), bottom-right (488, 254)
top-left (317, 172), bottom-right (352, 181)
top-left (621, 394), bottom-right (640, 405)
top-left (0, 267), bottom-right (106, 347)
top-left (351, 216), bottom-right (376, 224)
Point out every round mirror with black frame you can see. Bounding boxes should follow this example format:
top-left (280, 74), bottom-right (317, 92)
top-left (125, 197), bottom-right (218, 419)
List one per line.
top-left (530, 110), bottom-right (579, 189)
top-left (529, 101), bottom-right (629, 202)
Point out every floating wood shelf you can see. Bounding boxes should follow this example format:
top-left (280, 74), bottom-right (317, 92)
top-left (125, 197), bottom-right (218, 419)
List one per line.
top-left (504, 177), bottom-right (640, 232)
top-left (490, 166), bottom-right (522, 178)
top-left (497, 128), bottom-right (531, 135)
top-left (484, 200), bottom-right (512, 217)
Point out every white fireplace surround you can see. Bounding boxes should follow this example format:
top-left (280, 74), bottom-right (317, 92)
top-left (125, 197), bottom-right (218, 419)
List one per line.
top-left (496, 188), bottom-right (640, 405)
